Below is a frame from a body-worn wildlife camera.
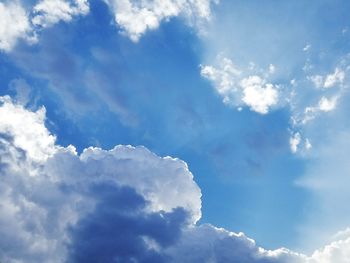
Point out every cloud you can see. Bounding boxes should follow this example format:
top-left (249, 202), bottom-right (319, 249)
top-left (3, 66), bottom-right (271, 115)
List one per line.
top-left (309, 75), bottom-right (324, 89)
top-left (324, 68), bottom-right (345, 89)
top-left (309, 68), bottom-right (345, 89)
top-left (78, 145), bottom-right (202, 223)
top-left (240, 76), bottom-right (278, 114)
top-left (0, 96), bottom-right (56, 162)
top-left (201, 57), bottom-right (279, 114)
top-left (286, 60), bottom-right (349, 154)
top-left (289, 132), bottom-right (301, 153)
top-left (166, 224), bottom-right (305, 263)
top-left (317, 96), bottom-right (338, 112)
top-left (67, 184), bottom-right (188, 263)
top-left (0, 1), bottom-right (32, 52)
top-left (103, 0), bottom-right (216, 42)
top-left (269, 64), bottom-right (276, 74)
top-left (2, 95), bottom-right (350, 262)
top-left (0, 95), bottom-right (200, 262)
top-left (298, 96), bottom-right (339, 126)
top-left (288, 131), bottom-right (312, 154)
top-left (200, 57), bottom-right (242, 103)
top-left (32, 0), bottom-right (89, 28)
top-left (0, 0), bottom-right (89, 52)
top-left (303, 44), bottom-right (311, 52)
top-left (308, 235), bottom-right (350, 263)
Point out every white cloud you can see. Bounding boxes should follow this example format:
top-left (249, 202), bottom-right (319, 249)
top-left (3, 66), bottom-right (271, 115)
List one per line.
top-left (309, 68), bottom-right (345, 89)
top-left (0, 0), bottom-right (90, 52)
top-left (103, 0), bottom-right (216, 42)
top-left (306, 230), bottom-right (350, 263)
top-left (0, 1), bottom-right (32, 51)
top-left (32, 0), bottom-right (89, 28)
top-left (300, 96), bottom-right (338, 125)
top-left (290, 132), bottom-right (301, 153)
top-left (318, 96), bottom-right (338, 112)
top-left (0, 96), bottom-right (201, 262)
top-left (305, 138), bottom-right (312, 150)
top-left (0, 96), bottom-right (56, 162)
top-left (240, 76), bottom-right (278, 114)
top-left (78, 145), bottom-right (202, 222)
top-left (309, 75), bottom-right (324, 89)
top-left (289, 132), bottom-right (312, 154)
top-left (324, 68), bottom-right (345, 89)
top-left (200, 57), bottom-right (241, 104)
top-left (201, 57), bottom-right (279, 114)
top-left (289, 63), bottom-right (348, 153)
top-left (303, 44), bottom-right (311, 52)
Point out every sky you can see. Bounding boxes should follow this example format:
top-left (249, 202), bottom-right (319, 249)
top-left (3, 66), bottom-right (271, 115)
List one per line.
top-left (1, 0), bottom-right (350, 262)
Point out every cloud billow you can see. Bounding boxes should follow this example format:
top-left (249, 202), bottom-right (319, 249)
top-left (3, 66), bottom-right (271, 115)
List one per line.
top-left (68, 183), bottom-right (187, 263)
top-left (0, 95), bottom-right (349, 263)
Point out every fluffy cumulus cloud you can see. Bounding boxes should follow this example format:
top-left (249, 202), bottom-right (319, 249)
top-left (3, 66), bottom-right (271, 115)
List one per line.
top-left (317, 96), bottom-right (338, 112)
top-left (103, 0), bottom-right (216, 42)
top-left (2, 95), bottom-right (350, 262)
top-left (240, 76), bottom-right (278, 114)
top-left (0, 96), bottom-right (56, 161)
top-left (0, 1), bottom-right (32, 51)
top-left (308, 236), bottom-right (350, 263)
top-left (0, 95), bottom-right (200, 262)
top-left (0, 0), bottom-right (89, 52)
top-left (165, 224), bottom-right (305, 263)
top-left (67, 185), bottom-right (188, 263)
top-left (201, 57), bottom-right (279, 114)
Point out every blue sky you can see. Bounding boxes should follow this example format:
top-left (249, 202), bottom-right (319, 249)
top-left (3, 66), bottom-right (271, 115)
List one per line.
top-left (1, 0), bottom-right (350, 262)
